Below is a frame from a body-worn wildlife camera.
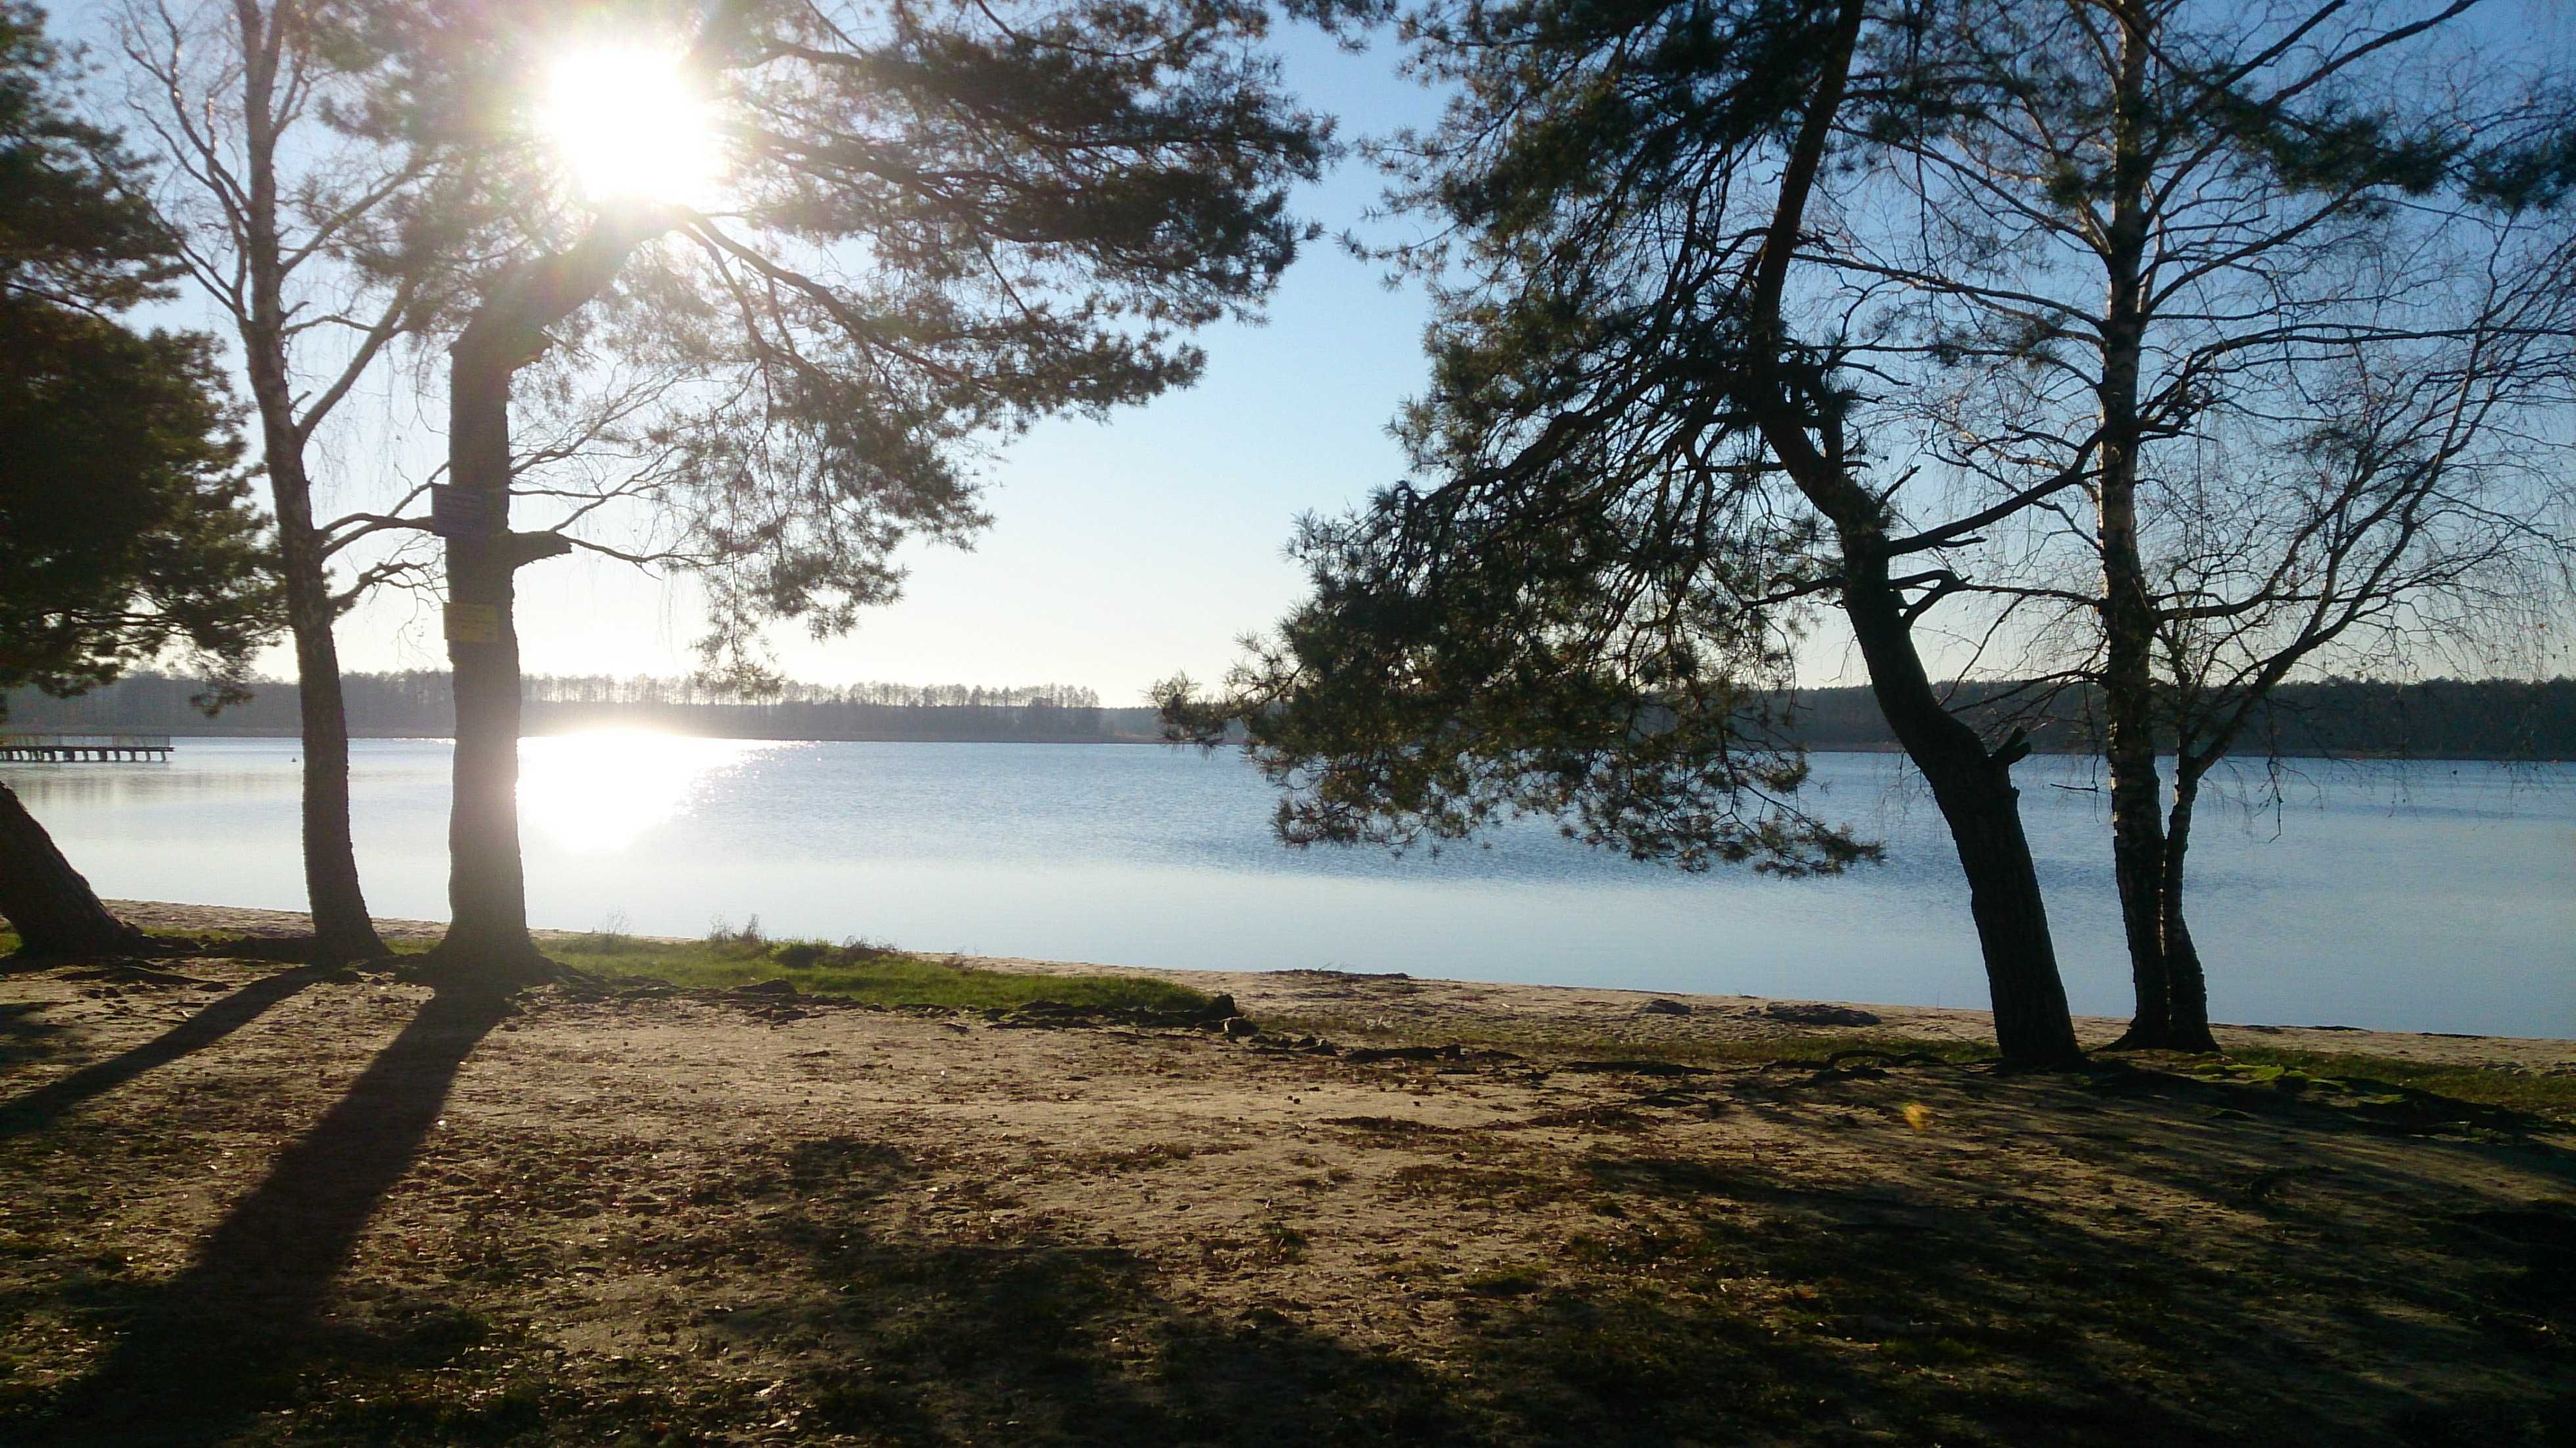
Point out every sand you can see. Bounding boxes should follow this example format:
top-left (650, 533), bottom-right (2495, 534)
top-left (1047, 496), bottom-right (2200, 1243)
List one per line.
top-left (0, 901), bottom-right (2567, 1445)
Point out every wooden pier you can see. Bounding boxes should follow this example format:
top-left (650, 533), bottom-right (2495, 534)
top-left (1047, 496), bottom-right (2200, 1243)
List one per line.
top-left (0, 734), bottom-right (173, 763)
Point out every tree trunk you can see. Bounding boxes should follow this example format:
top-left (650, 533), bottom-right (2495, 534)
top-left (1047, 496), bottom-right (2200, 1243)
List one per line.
top-left (1843, 558), bottom-right (2087, 1070)
top-left (2102, 687), bottom-right (2177, 1050)
top-left (1734, 0), bottom-right (2080, 1070)
top-left (2094, 6), bottom-right (2189, 1052)
top-left (425, 222), bottom-right (645, 982)
top-left (2098, 404), bottom-right (2182, 1049)
top-left (230, 7), bottom-right (386, 962)
top-left (0, 780), bottom-right (145, 956)
top-left (2155, 767), bottom-right (2219, 1051)
top-left (431, 347), bottom-right (549, 978)
top-left (269, 455), bottom-right (388, 961)
top-left (289, 606), bottom-right (384, 960)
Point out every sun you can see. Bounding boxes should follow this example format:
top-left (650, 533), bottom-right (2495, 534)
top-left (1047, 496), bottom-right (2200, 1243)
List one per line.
top-left (534, 45), bottom-right (723, 206)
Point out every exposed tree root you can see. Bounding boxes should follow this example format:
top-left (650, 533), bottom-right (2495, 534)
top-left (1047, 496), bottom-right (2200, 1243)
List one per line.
top-left (398, 943), bottom-right (601, 994)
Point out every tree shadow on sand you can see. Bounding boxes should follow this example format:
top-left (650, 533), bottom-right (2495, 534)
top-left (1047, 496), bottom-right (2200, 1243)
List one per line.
top-left (676, 1129), bottom-right (2259, 1445)
top-left (0, 1000), bottom-right (72, 1072)
top-left (0, 966), bottom-right (340, 1141)
top-left (5, 1006), bottom-right (2571, 1447)
top-left (4, 984), bottom-right (511, 1447)
top-left (719, 1139), bottom-right (1487, 1445)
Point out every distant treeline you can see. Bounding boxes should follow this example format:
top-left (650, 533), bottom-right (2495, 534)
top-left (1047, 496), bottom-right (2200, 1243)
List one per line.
top-left (4, 672), bottom-right (2569, 758)
top-left (1773, 677), bottom-right (2576, 760)
top-left (1, 672), bottom-right (1129, 744)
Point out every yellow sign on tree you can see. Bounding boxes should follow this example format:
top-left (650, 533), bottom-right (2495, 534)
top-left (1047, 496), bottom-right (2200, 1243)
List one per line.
top-left (443, 602), bottom-right (501, 645)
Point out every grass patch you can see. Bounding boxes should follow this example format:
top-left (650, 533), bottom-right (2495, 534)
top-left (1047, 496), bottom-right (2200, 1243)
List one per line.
top-left (549, 933), bottom-right (1218, 1016)
top-left (1461, 1263), bottom-right (1548, 1296)
top-left (6, 915), bottom-right (1207, 1017)
top-left (2207, 1046), bottom-right (2576, 1121)
top-left (1270, 1012), bottom-right (2002, 1072)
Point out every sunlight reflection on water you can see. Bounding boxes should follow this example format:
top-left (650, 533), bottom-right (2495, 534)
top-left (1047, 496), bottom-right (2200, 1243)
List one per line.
top-left (516, 733), bottom-right (777, 853)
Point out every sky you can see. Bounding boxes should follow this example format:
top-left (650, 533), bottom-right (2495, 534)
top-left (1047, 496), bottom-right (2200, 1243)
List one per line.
top-left (309, 25), bottom-right (1460, 704)
top-left (56, 1), bottom-right (2576, 700)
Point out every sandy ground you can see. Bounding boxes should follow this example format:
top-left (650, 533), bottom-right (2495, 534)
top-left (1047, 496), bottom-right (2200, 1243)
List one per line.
top-left (0, 903), bottom-right (2568, 1447)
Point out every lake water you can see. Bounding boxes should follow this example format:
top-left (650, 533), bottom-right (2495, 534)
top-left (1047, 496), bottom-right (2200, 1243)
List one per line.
top-left (5, 737), bottom-right (2569, 1038)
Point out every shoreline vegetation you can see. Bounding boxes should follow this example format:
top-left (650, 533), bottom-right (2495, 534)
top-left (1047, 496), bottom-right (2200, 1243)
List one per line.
top-left (5, 671), bottom-right (2573, 758)
top-left (87, 900), bottom-right (2576, 1061)
top-left (0, 901), bottom-right (2568, 1445)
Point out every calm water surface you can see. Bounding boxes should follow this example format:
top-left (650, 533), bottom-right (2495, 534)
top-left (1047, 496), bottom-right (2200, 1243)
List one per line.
top-left (7, 737), bottom-right (2569, 1037)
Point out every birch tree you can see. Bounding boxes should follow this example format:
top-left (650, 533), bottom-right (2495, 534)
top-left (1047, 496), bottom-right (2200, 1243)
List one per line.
top-left (1847, 0), bottom-right (2576, 1047)
top-left (113, 0), bottom-right (469, 959)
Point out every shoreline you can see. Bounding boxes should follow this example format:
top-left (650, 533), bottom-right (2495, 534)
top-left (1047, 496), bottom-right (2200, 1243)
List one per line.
top-left (103, 898), bottom-right (2576, 1070)
top-left (14, 731), bottom-right (2566, 761)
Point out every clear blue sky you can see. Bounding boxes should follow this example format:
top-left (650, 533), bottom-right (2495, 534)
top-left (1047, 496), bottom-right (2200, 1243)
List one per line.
top-left (61, 2), bottom-right (2576, 698)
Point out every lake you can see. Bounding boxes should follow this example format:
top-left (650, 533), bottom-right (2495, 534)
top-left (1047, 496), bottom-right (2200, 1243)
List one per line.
top-left (5, 737), bottom-right (2569, 1038)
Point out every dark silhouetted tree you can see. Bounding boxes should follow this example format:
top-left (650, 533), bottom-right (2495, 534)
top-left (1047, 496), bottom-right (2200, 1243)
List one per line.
top-left (1166, 0), bottom-right (2092, 1067)
top-left (114, 0), bottom-right (481, 961)
top-left (0, 1), bottom-right (277, 955)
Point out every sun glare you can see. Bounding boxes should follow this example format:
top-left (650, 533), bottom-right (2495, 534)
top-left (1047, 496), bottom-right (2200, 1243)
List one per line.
top-left (535, 45), bottom-right (722, 206)
top-left (519, 733), bottom-right (770, 854)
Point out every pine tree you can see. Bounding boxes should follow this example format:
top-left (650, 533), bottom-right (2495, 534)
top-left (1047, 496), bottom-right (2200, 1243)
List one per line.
top-left (338, 0), bottom-right (1345, 980)
top-left (0, 2), bottom-right (277, 955)
top-left (1164, 0), bottom-right (2092, 1066)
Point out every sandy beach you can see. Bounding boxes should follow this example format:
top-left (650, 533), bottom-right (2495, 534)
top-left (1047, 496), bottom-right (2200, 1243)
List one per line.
top-left (0, 901), bottom-right (2568, 1445)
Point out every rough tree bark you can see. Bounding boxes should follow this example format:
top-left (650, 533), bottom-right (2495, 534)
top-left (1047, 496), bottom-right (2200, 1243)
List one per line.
top-left (284, 549), bottom-right (384, 961)
top-left (2157, 764), bottom-right (2214, 1043)
top-left (426, 219), bottom-right (647, 981)
top-left (244, 355), bottom-right (387, 962)
top-left (1841, 558), bottom-right (2084, 1068)
top-left (0, 781), bottom-right (146, 956)
top-left (434, 346), bottom-right (543, 972)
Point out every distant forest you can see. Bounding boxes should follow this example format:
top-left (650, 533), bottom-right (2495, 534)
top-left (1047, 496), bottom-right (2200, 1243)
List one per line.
top-left (1, 673), bottom-right (1128, 744)
top-left (1774, 676), bottom-right (2576, 761)
top-left (3, 671), bottom-right (2571, 758)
